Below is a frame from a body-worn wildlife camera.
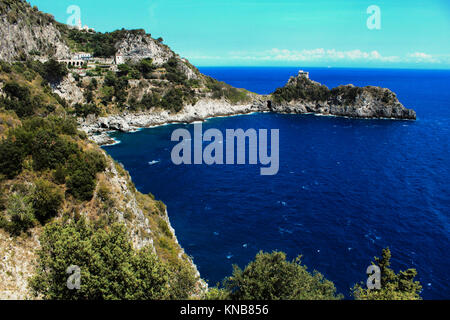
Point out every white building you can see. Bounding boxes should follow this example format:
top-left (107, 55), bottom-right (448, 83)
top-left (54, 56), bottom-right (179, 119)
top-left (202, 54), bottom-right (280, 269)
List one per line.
top-left (298, 70), bottom-right (309, 79)
top-left (73, 52), bottom-right (92, 61)
top-left (115, 54), bottom-right (125, 65)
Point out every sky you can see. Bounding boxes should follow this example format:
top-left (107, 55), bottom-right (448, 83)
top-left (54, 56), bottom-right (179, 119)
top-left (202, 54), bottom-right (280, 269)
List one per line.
top-left (28, 0), bottom-right (450, 68)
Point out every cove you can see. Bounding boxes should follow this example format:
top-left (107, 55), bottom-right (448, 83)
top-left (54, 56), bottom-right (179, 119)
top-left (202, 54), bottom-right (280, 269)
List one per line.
top-left (103, 67), bottom-right (450, 299)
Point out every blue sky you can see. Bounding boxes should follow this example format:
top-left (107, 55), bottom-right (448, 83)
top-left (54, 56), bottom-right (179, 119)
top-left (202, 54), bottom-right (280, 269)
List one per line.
top-left (28, 0), bottom-right (450, 68)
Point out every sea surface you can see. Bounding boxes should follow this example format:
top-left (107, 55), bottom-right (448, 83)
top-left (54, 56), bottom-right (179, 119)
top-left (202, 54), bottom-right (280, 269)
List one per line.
top-left (104, 67), bottom-right (450, 299)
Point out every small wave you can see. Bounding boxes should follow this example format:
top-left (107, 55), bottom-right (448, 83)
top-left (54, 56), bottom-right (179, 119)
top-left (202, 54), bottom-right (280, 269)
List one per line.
top-left (278, 227), bottom-right (293, 234)
top-left (148, 160), bottom-right (160, 165)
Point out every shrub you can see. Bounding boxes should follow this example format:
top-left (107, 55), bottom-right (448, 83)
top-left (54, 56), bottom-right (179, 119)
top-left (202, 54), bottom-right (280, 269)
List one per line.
top-left (352, 248), bottom-right (422, 300)
top-left (0, 138), bottom-right (26, 179)
top-left (73, 103), bottom-right (101, 117)
top-left (40, 59), bottom-right (68, 84)
top-left (30, 219), bottom-right (173, 300)
top-left (161, 88), bottom-right (183, 112)
top-left (158, 219), bottom-right (173, 238)
top-left (6, 193), bottom-right (35, 235)
top-left (32, 179), bottom-right (64, 224)
top-left (222, 251), bottom-right (343, 300)
top-left (32, 130), bottom-right (79, 171)
top-left (66, 169), bottom-right (96, 201)
top-left (96, 182), bottom-right (111, 202)
top-left (66, 150), bottom-right (106, 201)
top-left (53, 165), bottom-right (67, 185)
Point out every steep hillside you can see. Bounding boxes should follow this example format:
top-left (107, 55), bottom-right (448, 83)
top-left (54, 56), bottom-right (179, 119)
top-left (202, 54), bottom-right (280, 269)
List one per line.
top-left (0, 54), bottom-right (201, 300)
top-left (0, 0), bottom-right (70, 61)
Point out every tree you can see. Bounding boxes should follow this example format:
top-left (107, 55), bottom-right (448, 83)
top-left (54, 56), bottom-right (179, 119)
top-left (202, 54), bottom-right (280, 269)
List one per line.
top-left (221, 251), bottom-right (343, 300)
top-left (0, 138), bottom-right (26, 179)
top-left (32, 179), bottom-right (64, 223)
top-left (32, 130), bottom-right (78, 171)
top-left (41, 59), bottom-right (68, 83)
top-left (352, 248), bottom-right (422, 300)
top-left (66, 169), bottom-right (96, 201)
top-left (30, 219), bottom-right (173, 300)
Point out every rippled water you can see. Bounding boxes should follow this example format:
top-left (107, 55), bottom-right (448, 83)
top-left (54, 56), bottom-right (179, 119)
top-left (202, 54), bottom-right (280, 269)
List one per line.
top-left (104, 67), bottom-right (450, 299)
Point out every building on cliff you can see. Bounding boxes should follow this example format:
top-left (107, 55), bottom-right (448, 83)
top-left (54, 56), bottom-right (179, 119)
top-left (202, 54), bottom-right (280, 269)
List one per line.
top-left (298, 70), bottom-right (309, 79)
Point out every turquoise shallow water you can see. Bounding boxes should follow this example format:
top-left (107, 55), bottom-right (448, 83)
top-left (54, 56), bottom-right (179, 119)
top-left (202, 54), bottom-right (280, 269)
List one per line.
top-left (104, 67), bottom-right (450, 299)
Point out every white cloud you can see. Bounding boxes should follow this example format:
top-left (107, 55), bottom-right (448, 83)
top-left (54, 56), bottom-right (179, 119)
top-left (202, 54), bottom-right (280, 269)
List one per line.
top-left (229, 48), bottom-right (401, 62)
top-left (190, 49), bottom-right (446, 65)
top-left (407, 52), bottom-right (439, 63)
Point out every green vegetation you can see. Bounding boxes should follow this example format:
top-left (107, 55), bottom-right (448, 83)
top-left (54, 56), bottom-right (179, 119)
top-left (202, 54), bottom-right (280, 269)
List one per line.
top-left (29, 218), bottom-right (197, 299)
top-left (211, 251), bottom-right (343, 300)
top-left (205, 248), bottom-right (421, 301)
top-left (4, 193), bottom-right (35, 236)
top-left (66, 150), bottom-right (107, 201)
top-left (205, 76), bottom-right (252, 104)
top-left (273, 76), bottom-right (330, 103)
top-left (32, 179), bottom-right (64, 224)
top-left (352, 248), bottom-right (422, 300)
top-left (58, 28), bottom-right (148, 58)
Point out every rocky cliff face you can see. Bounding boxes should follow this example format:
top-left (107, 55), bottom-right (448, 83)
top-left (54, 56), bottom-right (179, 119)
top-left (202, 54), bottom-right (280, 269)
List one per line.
top-left (0, 1), bottom-right (70, 62)
top-left (115, 32), bottom-right (175, 66)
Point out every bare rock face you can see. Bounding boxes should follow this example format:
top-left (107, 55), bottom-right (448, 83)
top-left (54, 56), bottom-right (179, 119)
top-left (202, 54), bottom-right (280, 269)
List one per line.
top-left (115, 32), bottom-right (174, 66)
top-left (0, 3), bottom-right (70, 62)
top-left (52, 73), bottom-right (84, 105)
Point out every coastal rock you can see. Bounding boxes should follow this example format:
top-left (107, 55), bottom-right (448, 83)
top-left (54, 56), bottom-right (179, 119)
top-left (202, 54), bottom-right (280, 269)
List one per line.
top-left (270, 75), bottom-right (416, 120)
top-left (115, 31), bottom-right (174, 66)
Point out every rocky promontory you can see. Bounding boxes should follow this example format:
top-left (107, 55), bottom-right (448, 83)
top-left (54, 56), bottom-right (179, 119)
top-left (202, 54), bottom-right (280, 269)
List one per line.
top-left (269, 71), bottom-right (416, 120)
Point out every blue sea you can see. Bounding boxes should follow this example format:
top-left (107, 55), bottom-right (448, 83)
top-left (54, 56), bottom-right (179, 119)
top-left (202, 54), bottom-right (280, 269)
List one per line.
top-left (104, 67), bottom-right (450, 299)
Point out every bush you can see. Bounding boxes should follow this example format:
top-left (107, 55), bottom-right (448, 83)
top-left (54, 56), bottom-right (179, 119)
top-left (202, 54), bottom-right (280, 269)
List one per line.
top-left (66, 169), bottom-right (96, 201)
top-left (30, 219), bottom-right (174, 300)
top-left (6, 193), bottom-right (35, 235)
top-left (158, 219), bottom-right (173, 238)
top-left (73, 103), bottom-right (101, 117)
top-left (53, 165), bottom-right (67, 185)
top-left (66, 150), bottom-right (106, 201)
top-left (352, 248), bottom-right (422, 300)
top-left (32, 179), bottom-right (64, 224)
top-left (161, 88), bottom-right (183, 112)
top-left (40, 59), bottom-right (68, 84)
top-left (0, 138), bottom-right (26, 179)
top-left (221, 251), bottom-right (343, 300)
top-left (32, 130), bottom-right (79, 171)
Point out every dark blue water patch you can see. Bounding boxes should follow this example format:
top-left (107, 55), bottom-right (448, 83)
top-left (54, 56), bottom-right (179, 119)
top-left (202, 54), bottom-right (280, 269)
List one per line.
top-left (104, 68), bottom-right (450, 299)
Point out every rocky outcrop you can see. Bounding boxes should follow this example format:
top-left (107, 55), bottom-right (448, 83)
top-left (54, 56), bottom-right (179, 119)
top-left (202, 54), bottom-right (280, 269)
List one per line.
top-left (0, 1), bottom-right (70, 62)
top-left (270, 75), bottom-right (416, 120)
top-left (52, 73), bottom-right (85, 105)
top-left (115, 31), bottom-right (175, 66)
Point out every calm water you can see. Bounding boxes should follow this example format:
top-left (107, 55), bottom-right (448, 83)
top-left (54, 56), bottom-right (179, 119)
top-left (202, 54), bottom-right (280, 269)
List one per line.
top-left (104, 67), bottom-right (450, 299)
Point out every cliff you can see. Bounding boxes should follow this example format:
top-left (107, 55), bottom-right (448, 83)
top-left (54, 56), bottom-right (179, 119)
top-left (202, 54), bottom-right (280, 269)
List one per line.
top-left (0, 0), bottom-right (70, 61)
